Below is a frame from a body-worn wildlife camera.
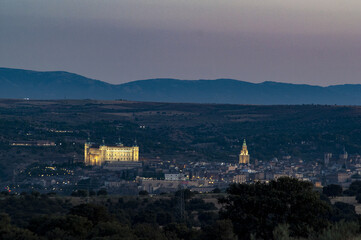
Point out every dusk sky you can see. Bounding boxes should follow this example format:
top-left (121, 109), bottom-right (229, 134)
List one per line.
top-left (1, 0), bottom-right (361, 85)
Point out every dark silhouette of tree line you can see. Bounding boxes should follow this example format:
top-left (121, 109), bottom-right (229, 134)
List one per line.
top-left (1, 178), bottom-right (361, 239)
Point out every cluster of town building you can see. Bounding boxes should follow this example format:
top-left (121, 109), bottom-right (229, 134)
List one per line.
top-left (4, 139), bottom-right (361, 195)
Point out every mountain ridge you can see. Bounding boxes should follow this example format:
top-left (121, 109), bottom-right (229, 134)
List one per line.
top-left (0, 67), bottom-right (360, 105)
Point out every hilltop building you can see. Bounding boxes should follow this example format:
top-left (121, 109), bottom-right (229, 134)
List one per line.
top-left (85, 141), bottom-right (139, 166)
top-left (324, 153), bottom-right (332, 166)
top-left (11, 140), bottom-right (56, 147)
top-left (340, 147), bottom-right (348, 161)
top-left (165, 173), bottom-right (188, 181)
top-left (239, 139), bottom-right (250, 164)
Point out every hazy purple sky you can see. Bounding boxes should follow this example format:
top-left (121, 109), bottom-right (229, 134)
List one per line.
top-left (1, 0), bottom-right (361, 85)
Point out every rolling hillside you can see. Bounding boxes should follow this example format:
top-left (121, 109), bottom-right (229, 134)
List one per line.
top-left (0, 67), bottom-right (360, 104)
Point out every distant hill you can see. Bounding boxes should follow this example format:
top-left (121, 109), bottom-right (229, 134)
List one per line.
top-left (1, 67), bottom-right (360, 104)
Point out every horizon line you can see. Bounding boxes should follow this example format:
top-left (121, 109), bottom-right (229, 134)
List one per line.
top-left (0, 66), bottom-right (357, 88)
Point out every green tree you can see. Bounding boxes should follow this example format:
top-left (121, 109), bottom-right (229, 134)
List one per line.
top-left (156, 211), bottom-right (173, 226)
top-left (323, 184), bottom-right (342, 198)
top-left (212, 188), bottom-right (222, 193)
top-left (344, 181), bottom-right (361, 196)
top-left (134, 223), bottom-right (167, 240)
top-left (175, 189), bottom-right (195, 200)
top-left (89, 222), bottom-right (136, 239)
top-left (356, 194), bottom-right (361, 203)
top-left (89, 190), bottom-right (96, 196)
top-left (0, 214), bottom-right (37, 240)
top-left (71, 189), bottom-right (88, 197)
top-left (69, 203), bottom-right (112, 224)
top-left (164, 223), bottom-right (200, 240)
top-left (331, 202), bottom-right (359, 222)
top-left (310, 221), bottom-right (360, 240)
top-left (28, 214), bottom-right (92, 238)
top-left (272, 223), bottom-right (291, 240)
top-left (202, 219), bottom-right (237, 240)
top-left (219, 177), bottom-right (332, 239)
top-left (139, 190), bottom-right (149, 196)
top-left (198, 211), bottom-right (218, 226)
top-left (97, 188), bottom-right (108, 196)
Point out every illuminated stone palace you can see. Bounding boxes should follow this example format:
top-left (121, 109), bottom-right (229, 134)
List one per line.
top-left (85, 141), bottom-right (139, 166)
top-left (239, 139), bottom-right (250, 164)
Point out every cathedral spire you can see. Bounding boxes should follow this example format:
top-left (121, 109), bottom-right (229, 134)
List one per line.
top-left (239, 139), bottom-right (250, 164)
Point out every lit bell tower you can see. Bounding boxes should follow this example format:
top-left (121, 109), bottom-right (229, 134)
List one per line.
top-left (239, 139), bottom-right (250, 164)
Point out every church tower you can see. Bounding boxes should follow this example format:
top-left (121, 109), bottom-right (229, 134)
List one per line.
top-left (239, 139), bottom-right (250, 164)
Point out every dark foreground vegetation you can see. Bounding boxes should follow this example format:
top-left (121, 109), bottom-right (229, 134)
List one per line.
top-left (1, 99), bottom-right (361, 180)
top-left (1, 177), bottom-right (361, 240)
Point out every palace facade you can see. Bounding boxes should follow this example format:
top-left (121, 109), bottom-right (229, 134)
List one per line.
top-left (85, 142), bottom-right (139, 166)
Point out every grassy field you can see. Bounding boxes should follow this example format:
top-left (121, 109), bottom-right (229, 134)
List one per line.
top-left (331, 196), bottom-right (361, 214)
